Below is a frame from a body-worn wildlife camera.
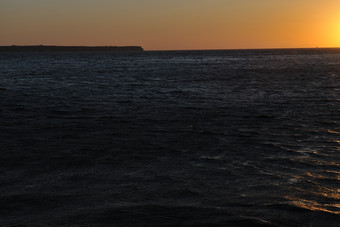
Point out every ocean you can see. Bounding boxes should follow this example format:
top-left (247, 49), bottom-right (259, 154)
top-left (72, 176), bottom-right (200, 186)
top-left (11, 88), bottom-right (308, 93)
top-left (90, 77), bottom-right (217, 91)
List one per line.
top-left (0, 49), bottom-right (339, 226)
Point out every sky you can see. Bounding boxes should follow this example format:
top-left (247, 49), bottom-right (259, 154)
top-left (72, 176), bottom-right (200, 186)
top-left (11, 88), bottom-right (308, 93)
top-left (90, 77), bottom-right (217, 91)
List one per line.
top-left (1, 0), bottom-right (340, 50)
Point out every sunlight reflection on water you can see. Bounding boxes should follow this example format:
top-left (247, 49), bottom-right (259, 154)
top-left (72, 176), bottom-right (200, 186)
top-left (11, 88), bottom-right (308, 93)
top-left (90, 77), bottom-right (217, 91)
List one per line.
top-left (287, 197), bottom-right (340, 215)
top-left (286, 131), bottom-right (340, 215)
top-left (0, 49), bottom-right (339, 226)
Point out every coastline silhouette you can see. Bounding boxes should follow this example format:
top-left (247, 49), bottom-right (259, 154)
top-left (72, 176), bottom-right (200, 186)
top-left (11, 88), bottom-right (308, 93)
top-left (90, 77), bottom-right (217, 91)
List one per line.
top-left (0, 45), bottom-right (144, 52)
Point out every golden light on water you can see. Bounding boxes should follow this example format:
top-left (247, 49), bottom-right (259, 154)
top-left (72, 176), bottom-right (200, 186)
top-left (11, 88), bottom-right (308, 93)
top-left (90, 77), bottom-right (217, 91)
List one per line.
top-left (286, 186), bottom-right (340, 214)
top-left (286, 168), bottom-right (340, 215)
top-left (287, 197), bottom-right (340, 215)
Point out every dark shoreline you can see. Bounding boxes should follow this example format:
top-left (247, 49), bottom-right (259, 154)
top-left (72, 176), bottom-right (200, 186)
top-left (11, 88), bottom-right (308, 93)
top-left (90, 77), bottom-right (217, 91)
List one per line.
top-left (0, 45), bottom-right (144, 52)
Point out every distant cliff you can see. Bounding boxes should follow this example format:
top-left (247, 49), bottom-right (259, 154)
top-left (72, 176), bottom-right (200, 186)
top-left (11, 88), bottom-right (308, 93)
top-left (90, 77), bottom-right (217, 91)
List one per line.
top-left (0, 45), bottom-right (144, 52)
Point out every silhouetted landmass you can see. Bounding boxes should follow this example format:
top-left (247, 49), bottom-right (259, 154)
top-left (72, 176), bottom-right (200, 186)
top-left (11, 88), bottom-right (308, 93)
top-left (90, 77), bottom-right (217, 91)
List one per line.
top-left (0, 45), bottom-right (144, 52)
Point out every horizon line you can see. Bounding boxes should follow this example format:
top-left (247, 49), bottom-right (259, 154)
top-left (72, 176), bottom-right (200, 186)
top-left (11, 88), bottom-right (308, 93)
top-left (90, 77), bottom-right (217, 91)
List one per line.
top-left (1, 45), bottom-right (340, 52)
top-left (146, 46), bottom-right (340, 51)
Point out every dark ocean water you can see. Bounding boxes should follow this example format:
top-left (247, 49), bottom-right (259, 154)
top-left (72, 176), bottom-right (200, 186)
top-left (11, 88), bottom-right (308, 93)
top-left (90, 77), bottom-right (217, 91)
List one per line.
top-left (0, 49), bottom-right (339, 226)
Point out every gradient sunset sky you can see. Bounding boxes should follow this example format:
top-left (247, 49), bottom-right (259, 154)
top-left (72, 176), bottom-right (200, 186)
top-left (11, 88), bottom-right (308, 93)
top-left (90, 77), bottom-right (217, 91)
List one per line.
top-left (1, 0), bottom-right (340, 50)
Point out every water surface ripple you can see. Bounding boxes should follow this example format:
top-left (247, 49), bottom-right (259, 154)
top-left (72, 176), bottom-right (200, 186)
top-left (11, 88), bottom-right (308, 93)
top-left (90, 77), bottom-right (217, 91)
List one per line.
top-left (0, 49), bottom-right (339, 226)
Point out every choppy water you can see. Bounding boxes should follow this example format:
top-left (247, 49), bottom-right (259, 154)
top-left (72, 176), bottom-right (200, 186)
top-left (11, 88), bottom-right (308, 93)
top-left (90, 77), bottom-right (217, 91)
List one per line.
top-left (0, 49), bottom-right (339, 226)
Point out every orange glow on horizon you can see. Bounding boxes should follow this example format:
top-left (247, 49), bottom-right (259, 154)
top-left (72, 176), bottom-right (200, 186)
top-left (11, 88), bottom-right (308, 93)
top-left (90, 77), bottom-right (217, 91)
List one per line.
top-left (1, 0), bottom-right (340, 50)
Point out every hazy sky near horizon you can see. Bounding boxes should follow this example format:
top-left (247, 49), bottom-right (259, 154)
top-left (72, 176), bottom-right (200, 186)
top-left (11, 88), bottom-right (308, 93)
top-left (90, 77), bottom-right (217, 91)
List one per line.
top-left (1, 0), bottom-right (340, 50)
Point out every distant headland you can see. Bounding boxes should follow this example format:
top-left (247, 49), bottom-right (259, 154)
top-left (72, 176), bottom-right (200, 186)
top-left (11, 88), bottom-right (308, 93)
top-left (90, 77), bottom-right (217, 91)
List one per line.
top-left (0, 45), bottom-right (144, 52)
